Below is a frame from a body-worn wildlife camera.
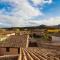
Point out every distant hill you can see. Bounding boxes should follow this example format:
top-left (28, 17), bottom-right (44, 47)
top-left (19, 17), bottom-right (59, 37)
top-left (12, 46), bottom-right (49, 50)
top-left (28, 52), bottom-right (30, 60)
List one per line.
top-left (0, 24), bottom-right (60, 29)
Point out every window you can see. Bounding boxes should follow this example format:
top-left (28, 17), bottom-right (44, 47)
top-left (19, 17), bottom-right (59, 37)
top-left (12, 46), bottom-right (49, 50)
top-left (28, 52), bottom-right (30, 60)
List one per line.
top-left (6, 47), bottom-right (10, 52)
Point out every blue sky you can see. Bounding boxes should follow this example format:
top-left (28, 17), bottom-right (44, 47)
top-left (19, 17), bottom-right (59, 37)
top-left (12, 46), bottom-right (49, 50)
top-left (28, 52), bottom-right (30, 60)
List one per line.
top-left (0, 0), bottom-right (60, 27)
top-left (28, 0), bottom-right (60, 19)
top-left (41, 0), bottom-right (60, 17)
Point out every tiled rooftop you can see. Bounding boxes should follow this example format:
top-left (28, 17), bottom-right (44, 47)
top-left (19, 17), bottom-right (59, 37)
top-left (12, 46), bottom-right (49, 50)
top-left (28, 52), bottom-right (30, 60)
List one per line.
top-left (0, 34), bottom-right (28, 48)
top-left (18, 47), bottom-right (60, 60)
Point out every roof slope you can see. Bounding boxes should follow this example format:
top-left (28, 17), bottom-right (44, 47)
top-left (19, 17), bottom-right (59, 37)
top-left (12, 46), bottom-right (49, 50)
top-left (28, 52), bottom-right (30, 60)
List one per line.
top-left (0, 35), bottom-right (28, 47)
top-left (18, 48), bottom-right (60, 60)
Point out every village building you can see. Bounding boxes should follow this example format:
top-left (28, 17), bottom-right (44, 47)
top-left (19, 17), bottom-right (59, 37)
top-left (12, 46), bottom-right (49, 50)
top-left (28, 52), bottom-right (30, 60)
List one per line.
top-left (0, 34), bottom-right (29, 56)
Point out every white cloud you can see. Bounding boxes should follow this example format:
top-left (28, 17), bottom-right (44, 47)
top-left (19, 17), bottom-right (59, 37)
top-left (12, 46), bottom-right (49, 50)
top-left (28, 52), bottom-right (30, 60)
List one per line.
top-left (44, 0), bottom-right (52, 4)
top-left (5, 0), bottom-right (42, 17)
top-left (17, 0), bottom-right (43, 17)
top-left (44, 17), bottom-right (60, 25)
top-left (0, 0), bottom-right (43, 27)
top-left (0, 0), bottom-right (59, 27)
top-left (31, 0), bottom-right (52, 5)
top-left (30, 17), bottom-right (60, 26)
top-left (32, 0), bottom-right (44, 4)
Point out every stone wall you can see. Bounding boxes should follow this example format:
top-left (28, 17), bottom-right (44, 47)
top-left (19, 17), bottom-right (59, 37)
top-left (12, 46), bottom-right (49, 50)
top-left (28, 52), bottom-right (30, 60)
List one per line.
top-left (0, 48), bottom-right (18, 55)
top-left (0, 55), bottom-right (18, 60)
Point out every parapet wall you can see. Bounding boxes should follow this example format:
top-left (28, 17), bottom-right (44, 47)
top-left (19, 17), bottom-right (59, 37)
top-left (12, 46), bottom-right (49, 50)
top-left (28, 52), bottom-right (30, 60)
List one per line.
top-left (0, 55), bottom-right (19, 60)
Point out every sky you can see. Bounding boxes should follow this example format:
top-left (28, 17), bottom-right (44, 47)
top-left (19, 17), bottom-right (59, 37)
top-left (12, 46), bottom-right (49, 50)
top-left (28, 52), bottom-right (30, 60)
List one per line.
top-left (0, 0), bottom-right (60, 27)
